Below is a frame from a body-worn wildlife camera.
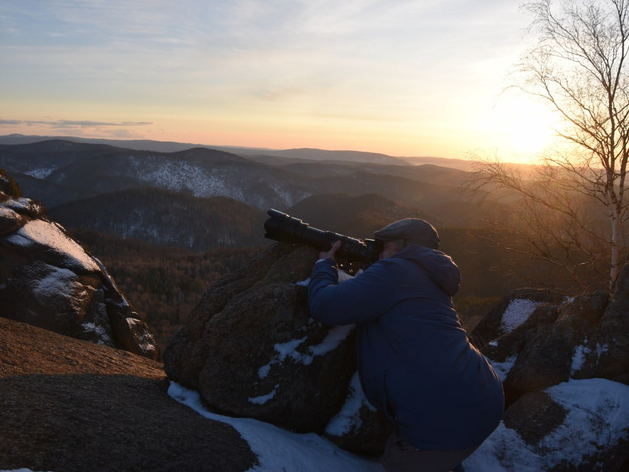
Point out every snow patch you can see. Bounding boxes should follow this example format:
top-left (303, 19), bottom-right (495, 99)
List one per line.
top-left (325, 372), bottom-right (376, 437)
top-left (541, 379), bottom-right (629, 467)
top-left (489, 355), bottom-right (518, 382)
top-left (464, 378), bottom-right (629, 472)
top-left (129, 155), bottom-right (245, 200)
top-left (168, 382), bottom-right (384, 472)
top-left (0, 206), bottom-right (18, 220)
top-left (32, 266), bottom-right (82, 303)
top-left (571, 344), bottom-right (589, 375)
top-left (6, 220), bottom-right (99, 272)
top-left (500, 299), bottom-right (539, 333)
top-left (24, 167), bottom-right (56, 179)
top-left (81, 322), bottom-right (113, 345)
top-left (571, 340), bottom-right (609, 376)
top-left (4, 197), bottom-right (37, 213)
top-left (258, 325), bottom-right (355, 378)
top-left (249, 385), bottom-right (279, 405)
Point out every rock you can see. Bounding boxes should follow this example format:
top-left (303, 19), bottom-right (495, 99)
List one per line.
top-left (465, 282), bottom-right (629, 471)
top-left (572, 266), bottom-right (629, 385)
top-left (470, 379), bottom-right (629, 472)
top-left (322, 372), bottom-right (393, 455)
top-left (502, 391), bottom-right (568, 446)
top-left (0, 317), bottom-right (256, 472)
top-left (470, 288), bottom-right (565, 349)
top-left (0, 192), bottom-right (159, 360)
top-left (164, 242), bottom-right (386, 454)
top-left (505, 292), bottom-right (608, 397)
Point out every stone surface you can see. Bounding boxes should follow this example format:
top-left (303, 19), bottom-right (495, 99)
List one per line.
top-left (0, 317), bottom-right (256, 472)
top-left (470, 288), bottom-right (565, 349)
top-left (505, 292), bottom-right (608, 396)
top-left (572, 265), bottom-right (629, 385)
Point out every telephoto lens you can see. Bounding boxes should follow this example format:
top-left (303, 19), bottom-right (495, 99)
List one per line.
top-left (264, 209), bottom-right (381, 265)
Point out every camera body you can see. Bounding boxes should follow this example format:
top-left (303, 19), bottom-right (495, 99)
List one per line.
top-left (264, 209), bottom-right (382, 265)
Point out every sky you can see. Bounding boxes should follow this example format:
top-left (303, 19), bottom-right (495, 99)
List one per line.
top-left (0, 0), bottom-right (560, 162)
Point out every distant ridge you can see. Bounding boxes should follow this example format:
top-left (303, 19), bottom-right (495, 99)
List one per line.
top-left (0, 134), bottom-right (474, 170)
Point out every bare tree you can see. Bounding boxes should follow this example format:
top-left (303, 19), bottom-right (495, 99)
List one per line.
top-left (473, 0), bottom-right (629, 290)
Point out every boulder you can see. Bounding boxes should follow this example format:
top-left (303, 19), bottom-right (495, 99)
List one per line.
top-left (0, 192), bottom-right (159, 360)
top-left (164, 242), bottom-right (390, 455)
top-left (465, 379), bottom-right (629, 472)
top-left (572, 265), bottom-right (629, 385)
top-left (466, 281), bottom-right (629, 471)
top-left (470, 288), bottom-right (565, 349)
top-left (505, 292), bottom-right (608, 397)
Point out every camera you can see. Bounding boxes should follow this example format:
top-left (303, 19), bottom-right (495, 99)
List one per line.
top-left (264, 209), bottom-right (382, 265)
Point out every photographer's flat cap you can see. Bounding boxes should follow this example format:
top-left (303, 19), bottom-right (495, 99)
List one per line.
top-left (374, 218), bottom-right (440, 249)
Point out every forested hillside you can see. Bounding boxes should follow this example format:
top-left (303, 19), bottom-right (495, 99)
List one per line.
top-left (49, 189), bottom-right (268, 251)
top-left (71, 229), bottom-right (265, 348)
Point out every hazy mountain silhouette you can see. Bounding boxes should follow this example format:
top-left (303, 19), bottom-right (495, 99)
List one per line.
top-left (0, 134), bottom-right (473, 169)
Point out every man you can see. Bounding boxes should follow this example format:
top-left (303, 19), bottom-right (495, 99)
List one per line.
top-left (308, 218), bottom-right (504, 472)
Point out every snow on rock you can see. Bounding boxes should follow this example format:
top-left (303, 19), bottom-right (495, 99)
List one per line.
top-left (168, 382), bottom-right (385, 472)
top-left (3, 197), bottom-right (41, 214)
top-left (464, 378), bottom-right (629, 472)
top-left (571, 339), bottom-right (610, 377)
top-left (258, 324), bottom-right (355, 376)
top-left (31, 265), bottom-right (84, 308)
top-left (0, 195), bottom-right (159, 358)
top-left (81, 321), bottom-right (114, 346)
top-left (543, 379), bottom-right (629, 466)
top-left (325, 372), bottom-right (376, 437)
top-left (489, 355), bottom-right (518, 382)
top-left (0, 205), bottom-right (18, 220)
top-left (500, 299), bottom-right (540, 333)
top-left (249, 385), bottom-right (280, 405)
top-left (6, 219), bottom-right (99, 273)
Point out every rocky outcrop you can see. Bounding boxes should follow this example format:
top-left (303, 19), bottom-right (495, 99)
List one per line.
top-left (164, 242), bottom-right (391, 455)
top-left (0, 190), bottom-right (159, 360)
top-left (165, 241), bottom-right (629, 469)
top-left (470, 278), bottom-right (629, 471)
top-left (0, 316), bottom-right (256, 472)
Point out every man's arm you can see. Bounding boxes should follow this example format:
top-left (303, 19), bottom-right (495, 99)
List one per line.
top-left (308, 257), bottom-right (397, 325)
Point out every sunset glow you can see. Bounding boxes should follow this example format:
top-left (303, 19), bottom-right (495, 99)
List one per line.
top-left (0, 0), bottom-right (554, 163)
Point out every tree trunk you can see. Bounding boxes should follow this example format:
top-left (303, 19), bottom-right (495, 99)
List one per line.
top-left (610, 203), bottom-right (621, 289)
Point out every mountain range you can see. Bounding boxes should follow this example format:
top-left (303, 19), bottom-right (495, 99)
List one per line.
top-left (0, 133), bottom-right (475, 170)
top-left (0, 136), bottom-right (503, 250)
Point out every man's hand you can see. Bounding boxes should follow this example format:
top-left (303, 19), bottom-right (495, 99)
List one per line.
top-left (319, 240), bottom-right (342, 261)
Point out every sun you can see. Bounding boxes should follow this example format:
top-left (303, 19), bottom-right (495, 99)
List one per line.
top-left (492, 95), bottom-right (558, 163)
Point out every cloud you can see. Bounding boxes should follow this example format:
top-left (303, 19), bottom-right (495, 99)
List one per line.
top-left (0, 119), bottom-right (152, 128)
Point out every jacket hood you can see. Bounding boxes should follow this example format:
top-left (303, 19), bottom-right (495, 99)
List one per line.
top-left (393, 245), bottom-right (461, 296)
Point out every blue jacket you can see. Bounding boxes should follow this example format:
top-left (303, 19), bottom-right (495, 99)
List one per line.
top-left (308, 245), bottom-right (504, 450)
